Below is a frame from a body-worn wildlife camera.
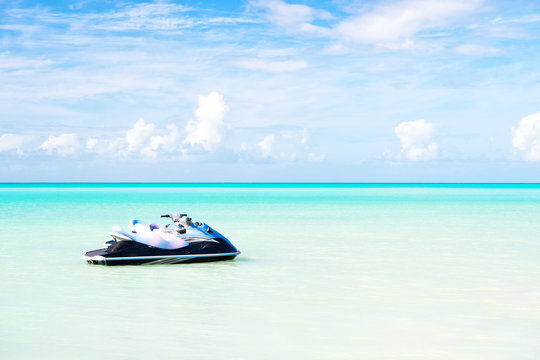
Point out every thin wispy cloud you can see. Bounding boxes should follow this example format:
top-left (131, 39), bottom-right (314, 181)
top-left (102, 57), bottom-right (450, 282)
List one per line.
top-left (335, 0), bottom-right (482, 46)
top-left (247, 0), bottom-right (492, 52)
top-left (233, 59), bottom-right (308, 73)
top-left (248, 0), bottom-right (332, 37)
top-left (453, 44), bottom-right (503, 56)
top-left (1, 2), bottom-right (256, 34)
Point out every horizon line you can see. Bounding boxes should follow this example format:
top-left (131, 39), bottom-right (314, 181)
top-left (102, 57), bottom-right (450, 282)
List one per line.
top-left (1, 182), bottom-right (540, 185)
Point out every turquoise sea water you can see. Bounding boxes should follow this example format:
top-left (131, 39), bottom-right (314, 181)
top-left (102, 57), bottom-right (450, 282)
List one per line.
top-left (1, 184), bottom-right (539, 360)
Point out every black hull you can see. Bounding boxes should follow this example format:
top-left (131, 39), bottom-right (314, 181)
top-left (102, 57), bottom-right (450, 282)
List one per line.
top-left (84, 237), bottom-right (239, 266)
top-left (85, 254), bottom-right (238, 266)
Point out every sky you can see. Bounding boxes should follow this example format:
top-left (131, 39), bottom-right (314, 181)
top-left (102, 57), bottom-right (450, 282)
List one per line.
top-left (0, 0), bottom-right (539, 182)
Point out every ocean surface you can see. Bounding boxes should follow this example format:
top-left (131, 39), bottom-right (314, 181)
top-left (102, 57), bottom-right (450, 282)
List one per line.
top-left (1, 183), bottom-right (539, 360)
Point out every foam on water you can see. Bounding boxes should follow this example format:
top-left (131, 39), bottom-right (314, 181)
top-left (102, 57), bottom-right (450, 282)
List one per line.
top-left (1, 184), bottom-right (539, 359)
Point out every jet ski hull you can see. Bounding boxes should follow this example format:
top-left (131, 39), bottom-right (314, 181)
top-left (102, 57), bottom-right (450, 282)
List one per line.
top-left (84, 237), bottom-right (240, 266)
top-left (84, 252), bottom-right (239, 265)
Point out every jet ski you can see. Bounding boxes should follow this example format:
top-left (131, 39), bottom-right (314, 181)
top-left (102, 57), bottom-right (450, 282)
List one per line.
top-left (84, 213), bottom-right (240, 265)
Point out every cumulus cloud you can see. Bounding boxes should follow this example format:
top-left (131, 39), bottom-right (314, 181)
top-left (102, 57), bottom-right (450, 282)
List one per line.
top-left (234, 59), bottom-right (308, 73)
top-left (394, 119), bottom-right (438, 161)
top-left (80, 92), bottom-right (227, 160)
top-left (41, 133), bottom-right (80, 156)
top-left (248, 0), bottom-right (331, 37)
top-left (0, 134), bottom-right (35, 156)
top-left (85, 119), bottom-right (181, 159)
top-left (258, 134), bottom-right (275, 157)
top-left (142, 124), bottom-right (180, 159)
top-left (253, 129), bottom-right (313, 161)
top-left (126, 118), bottom-right (155, 152)
top-left (512, 112), bottom-right (540, 162)
top-left (334, 0), bottom-right (481, 47)
top-left (184, 91), bottom-right (228, 152)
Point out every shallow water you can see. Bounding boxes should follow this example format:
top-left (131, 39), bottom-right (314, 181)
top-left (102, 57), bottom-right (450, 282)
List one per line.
top-left (1, 184), bottom-right (539, 359)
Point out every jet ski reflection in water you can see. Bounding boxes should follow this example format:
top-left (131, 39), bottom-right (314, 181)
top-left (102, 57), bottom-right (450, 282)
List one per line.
top-left (84, 213), bottom-right (240, 265)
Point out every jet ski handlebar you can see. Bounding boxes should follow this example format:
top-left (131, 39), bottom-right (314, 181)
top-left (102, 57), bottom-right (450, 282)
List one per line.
top-left (161, 213), bottom-right (188, 222)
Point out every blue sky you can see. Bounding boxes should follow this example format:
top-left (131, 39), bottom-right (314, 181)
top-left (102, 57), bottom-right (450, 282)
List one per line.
top-left (0, 0), bottom-right (539, 181)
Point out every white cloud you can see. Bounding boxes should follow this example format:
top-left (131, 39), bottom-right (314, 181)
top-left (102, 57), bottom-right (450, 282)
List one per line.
top-left (248, 0), bottom-right (483, 51)
top-left (490, 14), bottom-right (540, 25)
top-left (0, 134), bottom-right (34, 156)
top-left (85, 119), bottom-right (182, 159)
top-left (335, 0), bottom-right (481, 46)
top-left (142, 124), bottom-right (180, 159)
top-left (234, 59), bottom-right (308, 73)
top-left (184, 91), bottom-right (228, 152)
top-left (74, 3), bottom-right (194, 32)
top-left (394, 119), bottom-right (438, 161)
top-left (454, 44), bottom-right (503, 56)
top-left (255, 130), bottom-right (309, 161)
top-left (41, 133), bottom-right (79, 156)
top-left (126, 118), bottom-right (154, 152)
top-left (82, 92), bottom-right (229, 160)
top-left (258, 134), bottom-right (275, 157)
top-left (86, 138), bottom-right (97, 151)
top-left (511, 112), bottom-right (540, 162)
top-left (85, 137), bottom-right (126, 157)
top-left (0, 52), bottom-right (54, 70)
top-left (248, 0), bottom-right (331, 37)
top-left (5, 3), bottom-right (256, 36)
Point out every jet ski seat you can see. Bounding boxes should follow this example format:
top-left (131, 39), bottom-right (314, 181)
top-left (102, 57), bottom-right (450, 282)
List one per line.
top-left (126, 219), bottom-right (189, 250)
